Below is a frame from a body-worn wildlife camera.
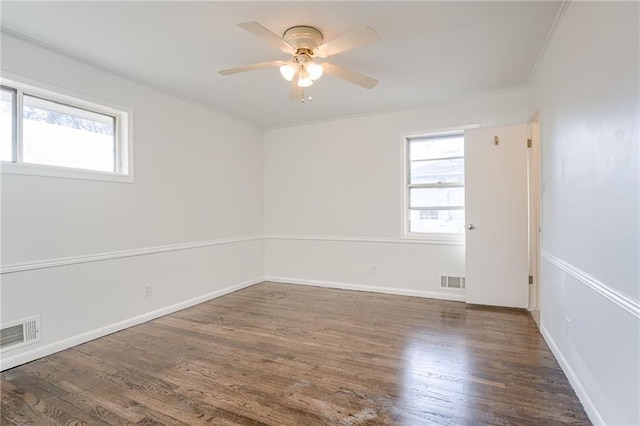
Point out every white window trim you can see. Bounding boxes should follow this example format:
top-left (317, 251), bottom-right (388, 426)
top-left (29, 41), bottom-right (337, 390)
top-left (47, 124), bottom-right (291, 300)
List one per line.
top-left (1, 73), bottom-right (134, 183)
top-left (401, 124), bottom-right (479, 243)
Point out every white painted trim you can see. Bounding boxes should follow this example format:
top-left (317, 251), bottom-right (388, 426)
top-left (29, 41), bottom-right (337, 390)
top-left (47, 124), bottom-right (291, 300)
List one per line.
top-left (265, 276), bottom-right (467, 302)
top-left (1, 235), bottom-right (264, 274)
top-left (401, 126), bottom-right (476, 241)
top-left (1, 162), bottom-right (134, 183)
top-left (528, 1), bottom-right (572, 84)
top-left (540, 325), bottom-right (604, 425)
top-left (0, 277), bottom-right (264, 371)
top-left (541, 251), bottom-right (640, 319)
top-left (265, 234), bottom-right (464, 246)
top-left (1, 233), bottom-right (463, 274)
top-left (403, 124), bottom-right (480, 141)
top-left (1, 73), bottom-right (135, 183)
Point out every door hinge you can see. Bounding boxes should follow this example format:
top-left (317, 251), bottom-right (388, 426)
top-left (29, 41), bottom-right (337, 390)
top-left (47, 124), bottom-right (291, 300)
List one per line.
top-left (528, 275), bottom-right (534, 285)
top-left (527, 139), bottom-right (532, 148)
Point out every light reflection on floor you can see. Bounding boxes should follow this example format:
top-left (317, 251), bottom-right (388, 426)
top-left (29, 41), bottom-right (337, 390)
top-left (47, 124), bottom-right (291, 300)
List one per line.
top-left (396, 315), bottom-right (475, 425)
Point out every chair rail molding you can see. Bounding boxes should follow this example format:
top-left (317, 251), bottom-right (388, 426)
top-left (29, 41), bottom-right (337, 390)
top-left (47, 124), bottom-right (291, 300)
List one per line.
top-left (1, 235), bottom-right (264, 274)
top-left (541, 251), bottom-right (640, 318)
top-left (265, 233), bottom-right (464, 246)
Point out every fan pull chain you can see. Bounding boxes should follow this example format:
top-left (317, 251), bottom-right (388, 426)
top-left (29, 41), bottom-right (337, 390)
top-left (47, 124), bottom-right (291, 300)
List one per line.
top-left (300, 87), bottom-right (313, 103)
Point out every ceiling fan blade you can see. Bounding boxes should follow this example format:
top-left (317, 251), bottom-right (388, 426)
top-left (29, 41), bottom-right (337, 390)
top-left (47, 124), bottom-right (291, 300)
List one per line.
top-left (238, 22), bottom-right (296, 54)
top-left (218, 60), bottom-right (286, 75)
top-left (322, 62), bottom-right (378, 89)
top-left (315, 27), bottom-right (379, 58)
top-left (290, 75), bottom-right (303, 101)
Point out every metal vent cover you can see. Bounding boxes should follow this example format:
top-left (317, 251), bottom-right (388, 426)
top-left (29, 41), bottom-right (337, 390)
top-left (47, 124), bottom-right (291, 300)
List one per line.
top-left (0, 316), bottom-right (41, 352)
top-left (441, 275), bottom-right (466, 289)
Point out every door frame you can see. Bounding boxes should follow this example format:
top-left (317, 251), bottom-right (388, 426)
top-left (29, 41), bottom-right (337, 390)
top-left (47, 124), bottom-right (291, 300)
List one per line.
top-left (528, 112), bottom-right (542, 325)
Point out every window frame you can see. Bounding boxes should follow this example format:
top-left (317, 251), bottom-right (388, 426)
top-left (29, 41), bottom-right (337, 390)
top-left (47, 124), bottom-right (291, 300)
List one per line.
top-left (402, 126), bottom-right (477, 242)
top-left (1, 75), bottom-right (133, 183)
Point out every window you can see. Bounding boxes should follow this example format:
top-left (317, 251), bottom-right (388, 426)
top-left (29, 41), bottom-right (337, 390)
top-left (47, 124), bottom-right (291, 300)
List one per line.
top-left (405, 132), bottom-right (465, 235)
top-left (419, 210), bottom-right (439, 220)
top-left (1, 78), bottom-right (132, 182)
top-left (1, 87), bottom-right (16, 162)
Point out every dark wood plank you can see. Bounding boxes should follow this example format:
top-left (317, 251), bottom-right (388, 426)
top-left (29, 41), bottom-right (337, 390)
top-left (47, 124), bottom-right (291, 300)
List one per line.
top-left (1, 282), bottom-right (590, 425)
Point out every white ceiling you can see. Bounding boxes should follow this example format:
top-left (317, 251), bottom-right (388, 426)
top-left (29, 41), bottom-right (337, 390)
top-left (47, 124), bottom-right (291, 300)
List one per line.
top-left (1, 1), bottom-right (561, 128)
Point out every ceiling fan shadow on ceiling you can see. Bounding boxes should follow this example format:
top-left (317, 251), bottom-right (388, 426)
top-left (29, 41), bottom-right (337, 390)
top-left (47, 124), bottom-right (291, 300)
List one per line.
top-left (218, 22), bottom-right (379, 102)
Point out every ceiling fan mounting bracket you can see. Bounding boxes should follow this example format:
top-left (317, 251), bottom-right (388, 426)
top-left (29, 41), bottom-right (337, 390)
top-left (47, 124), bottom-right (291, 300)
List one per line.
top-left (283, 26), bottom-right (323, 51)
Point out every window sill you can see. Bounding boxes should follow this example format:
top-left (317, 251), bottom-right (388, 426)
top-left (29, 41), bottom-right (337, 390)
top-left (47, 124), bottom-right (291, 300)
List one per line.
top-left (402, 233), bottom-right (465, 245)
top-left (1, 162), bottom-right (134, 183)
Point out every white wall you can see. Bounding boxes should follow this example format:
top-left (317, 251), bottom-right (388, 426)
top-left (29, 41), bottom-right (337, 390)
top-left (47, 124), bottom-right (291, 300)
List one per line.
top-left (529, 2), bottom-right (639, 424)
top-left (2, 7), bottom-right (635, 422)
top-left (0, 34), bottom-right (265, 370)
top-left (264, 89), bottom-right (528, 297)
top-left (7, 11), bottom-right (636, 422)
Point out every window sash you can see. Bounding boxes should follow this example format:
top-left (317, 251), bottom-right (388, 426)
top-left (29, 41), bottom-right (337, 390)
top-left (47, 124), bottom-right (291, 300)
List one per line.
top-left (407, 134), bottom-right (464, 161)
top-left (22, 94), bottom-right (117, 173)
top-left (0, 86), bottom-right (17, 162)
top-left (408, 182), bottom-right (464, 189)
top-left (24, 94), bottom-right (116, 125)
top-left (408, 155), bottom-right (464, 163)
top-left (409, 187), bottom-right (465, 209)
top-left (409, 206), bottom-right (465, 211)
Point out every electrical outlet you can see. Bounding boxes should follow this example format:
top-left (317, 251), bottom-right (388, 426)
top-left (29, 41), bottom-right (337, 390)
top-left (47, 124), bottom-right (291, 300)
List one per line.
top-left (371, 264), bottom-right (377, 274)
top-left (144, 284), bottom-right (152, 297)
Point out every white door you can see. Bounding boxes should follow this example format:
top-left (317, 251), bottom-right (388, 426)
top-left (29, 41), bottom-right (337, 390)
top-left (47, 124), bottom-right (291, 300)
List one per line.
top-left (464, 124), bottom-right (529, 308)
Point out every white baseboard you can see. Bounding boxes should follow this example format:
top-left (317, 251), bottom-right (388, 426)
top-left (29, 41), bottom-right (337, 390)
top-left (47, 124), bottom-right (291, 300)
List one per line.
top-left (2, 273), bottom-right (604, 426)
top-left (0, 277), bottom-right (263, 371)
top-left (540, 325), bottom-right (604, 425)
top-left (265, 276), bottom-right (466, 302)
top-left (530, 309), bottom-right (540, 329)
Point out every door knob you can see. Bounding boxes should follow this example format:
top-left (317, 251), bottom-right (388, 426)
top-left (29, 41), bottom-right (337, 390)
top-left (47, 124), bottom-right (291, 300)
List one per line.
top-left (466, 224), bottom-right (475, 230)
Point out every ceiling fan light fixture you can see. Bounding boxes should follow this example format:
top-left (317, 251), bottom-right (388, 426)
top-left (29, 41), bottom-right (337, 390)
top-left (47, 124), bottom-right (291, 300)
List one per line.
top-left (307, 61), bottom-right (324, 80)
top-left (219, 22), bottom-right (380, 99)
top-left (297, 67), bottom-right (313, 87)
top-left (279, 63), bottom-right (297, 81)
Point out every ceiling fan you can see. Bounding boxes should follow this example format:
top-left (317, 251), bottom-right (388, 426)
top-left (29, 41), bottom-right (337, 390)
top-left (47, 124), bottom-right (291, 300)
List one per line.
top-left (218, 22), bottom-right (379, 101)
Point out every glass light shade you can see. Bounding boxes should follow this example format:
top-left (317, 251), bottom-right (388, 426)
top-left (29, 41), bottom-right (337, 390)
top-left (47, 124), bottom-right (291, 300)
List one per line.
top-left (307, 62), bottom-right (324, 80)
top-left (279, 63), bottom-right (297, 81)
top-left (297, 68), bottom-right (313, 87)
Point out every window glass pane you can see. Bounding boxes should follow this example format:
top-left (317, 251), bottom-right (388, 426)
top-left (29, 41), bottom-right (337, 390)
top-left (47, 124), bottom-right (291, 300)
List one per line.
top-left (22, 95), bottom-right (115, 172)
top-left (410, 187), bottom-right (465, 208)
top-left (0, 88), bottom-right (15, 162)
top-left (409, 209), bottom-right (465, 234)
top-left (409, 135), bottom-right (463, 161)
top-left (410, 158), bottom-right (464, 184)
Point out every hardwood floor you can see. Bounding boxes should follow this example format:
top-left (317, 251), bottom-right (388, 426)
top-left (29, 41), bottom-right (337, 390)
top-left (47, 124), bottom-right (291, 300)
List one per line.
top-left (1, 282), bottom-right (590, 425)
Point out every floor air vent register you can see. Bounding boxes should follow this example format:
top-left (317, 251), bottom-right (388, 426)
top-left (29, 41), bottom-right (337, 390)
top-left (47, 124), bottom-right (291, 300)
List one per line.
top-left (441, 274), bottom-right (466, 289)
top-left (0, 315), bottom-right (41, 352)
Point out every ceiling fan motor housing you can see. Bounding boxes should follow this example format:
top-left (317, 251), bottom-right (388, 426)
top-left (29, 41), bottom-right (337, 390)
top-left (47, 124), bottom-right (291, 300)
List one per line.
top-left (283, 26), bottom-right (323, 52)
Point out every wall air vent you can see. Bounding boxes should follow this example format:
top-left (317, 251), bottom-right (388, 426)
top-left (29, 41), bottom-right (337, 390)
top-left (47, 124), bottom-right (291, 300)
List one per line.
top-left (0, 316), bottom-right (41, 353)
top-left (441, 275), bottom-right (466, 289)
